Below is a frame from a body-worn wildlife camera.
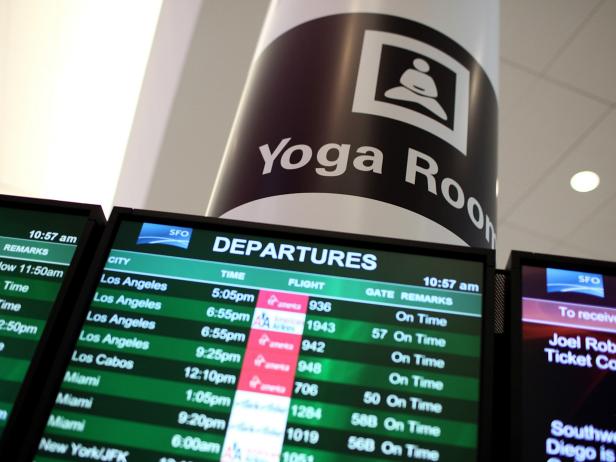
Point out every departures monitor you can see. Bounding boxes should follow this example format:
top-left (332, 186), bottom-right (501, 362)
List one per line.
top-left (35, 209), bottom-right (493, 462)
top-left (510, 252), bottom-right (616, 462)
top-left (0, 195), bottom-right (103, 449)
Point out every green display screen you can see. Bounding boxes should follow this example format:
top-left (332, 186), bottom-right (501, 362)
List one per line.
top-left (0, 206), bottom-right (87, 436)
top-left (36, 218), bottom-right (486, 462)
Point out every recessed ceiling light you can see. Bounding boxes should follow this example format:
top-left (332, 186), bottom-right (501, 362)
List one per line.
top-left (570, 171), bottom-right (600, 192)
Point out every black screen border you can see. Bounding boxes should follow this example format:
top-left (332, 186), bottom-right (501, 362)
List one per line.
top-left (0, 194), bottom-right (105, 460)
top-left (26, 207), bottom-right (496, 462)
top-left (508, 250), bottom-right (616, 462)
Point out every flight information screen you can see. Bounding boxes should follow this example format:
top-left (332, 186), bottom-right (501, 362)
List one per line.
top-left (36, 216), bottom-right (488, 462)
top-left (520, 264), bottom-right (616, 462)
top-left (0, 205), bottom-right (88, 436)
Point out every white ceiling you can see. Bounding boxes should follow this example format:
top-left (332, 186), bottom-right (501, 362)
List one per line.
top-left (498, 0), bottom-right (616, 267)
top-left (135, 0), bottom-right (616, 268)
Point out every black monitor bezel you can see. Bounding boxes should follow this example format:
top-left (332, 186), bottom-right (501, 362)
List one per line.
top-left (0, 194), bottom-right (105, 460)
top-left (27, 207), bottom-right (495, 462)
top-left (508, 250), bottom-right (616, 462)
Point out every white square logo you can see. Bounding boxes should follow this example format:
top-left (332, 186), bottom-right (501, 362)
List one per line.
top-left (352, 30), bottom-right (470, 155)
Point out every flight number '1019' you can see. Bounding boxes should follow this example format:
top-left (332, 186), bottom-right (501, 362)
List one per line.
top-left (287, 428), bottom-right (320, 445)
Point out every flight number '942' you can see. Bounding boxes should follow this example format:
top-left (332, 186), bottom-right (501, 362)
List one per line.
top-left (301, 339), bottom-right (325, 354)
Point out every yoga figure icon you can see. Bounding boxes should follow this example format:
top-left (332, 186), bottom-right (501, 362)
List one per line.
top-left (385, 58), bottom-right (448, 121)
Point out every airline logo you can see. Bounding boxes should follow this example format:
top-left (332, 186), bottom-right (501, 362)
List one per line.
top-left (353, 30), bottom-right (470, 155)
top-left (137, 223), bottom-right (193, 249)
top-left (547, 268), bottom-right (605, 298)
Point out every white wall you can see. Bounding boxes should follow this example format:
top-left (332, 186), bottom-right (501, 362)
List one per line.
top-left (142, 0), bottom-right (270, 215)
top-left (0, 0), bottom-right (163, 214)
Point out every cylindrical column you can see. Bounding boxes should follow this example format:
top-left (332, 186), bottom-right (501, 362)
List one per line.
top-left (208, 0), bottom-right (498, 248)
